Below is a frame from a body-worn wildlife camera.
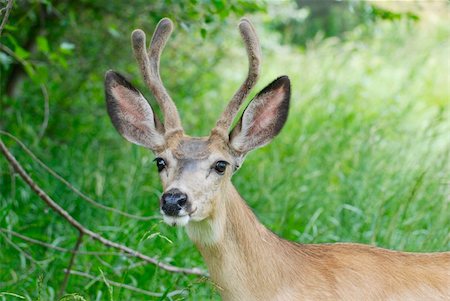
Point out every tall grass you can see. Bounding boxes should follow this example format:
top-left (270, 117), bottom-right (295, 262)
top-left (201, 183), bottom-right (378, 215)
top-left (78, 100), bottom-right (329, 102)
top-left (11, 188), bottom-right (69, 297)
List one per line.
top-left (1, 16), bottom-right (449, 300)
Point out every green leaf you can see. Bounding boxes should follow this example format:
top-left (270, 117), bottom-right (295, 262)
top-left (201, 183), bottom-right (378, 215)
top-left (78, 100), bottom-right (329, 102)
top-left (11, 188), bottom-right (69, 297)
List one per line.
top-left (200, 27), bottom-right (207, 39)
top-left (99, 269), bottom-right (113, 301)
top-left (108, 26), bottom-right (120, 38)
top-left (0, 292), bottom-right (25, 299)
top-left (35, 65), bottom-right (49, 83)
top-left (14, 45), bottom-right (30, 60)
top-left (213, 0), bottom-right (225, 11)
top-left (22, 61), bottom-right (35, 77)
top-left (37, 36), bottom-right (50, 54)
top-left (3, 24), bottom-right (17, 31)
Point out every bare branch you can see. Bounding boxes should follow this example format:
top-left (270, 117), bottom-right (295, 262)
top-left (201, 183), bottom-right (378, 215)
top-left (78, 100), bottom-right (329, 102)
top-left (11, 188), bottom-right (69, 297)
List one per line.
top-left (0, 130), bottom-right (159, 221)
top-left (0, 228), bottom-right (175, 281)
top-left (66, 269), bottom-right (187, 298)
top-left (0, 231), bottom-right (40, 265)
top-left (0, 43), bottom-right (28, 69)
top-left (114, 260), bottom-right (148, 272)
top-left (0, 265), bottom-right (37, 288)
top-left (0, 228), bottom-right (124, 256)
top-left (37, 84), bottom-right (49, 139)
top-left (0, 0), bottom-right (13, 36)
top-left (0, 138), bottom-right (207, 276)
top-left (58, 233), bottom-right (83, 298)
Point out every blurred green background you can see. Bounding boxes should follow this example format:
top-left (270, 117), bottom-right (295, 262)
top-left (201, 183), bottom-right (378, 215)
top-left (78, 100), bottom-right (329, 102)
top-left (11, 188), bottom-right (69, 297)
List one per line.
top-left (1, 0), bottom-right (449, 300)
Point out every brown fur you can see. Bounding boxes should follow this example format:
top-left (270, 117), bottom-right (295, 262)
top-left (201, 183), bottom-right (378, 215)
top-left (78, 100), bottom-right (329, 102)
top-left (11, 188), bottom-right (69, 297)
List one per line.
top-left (187, 183), bottom-right (450, 300)
top-left (105, 18), bottom-right (450, 301)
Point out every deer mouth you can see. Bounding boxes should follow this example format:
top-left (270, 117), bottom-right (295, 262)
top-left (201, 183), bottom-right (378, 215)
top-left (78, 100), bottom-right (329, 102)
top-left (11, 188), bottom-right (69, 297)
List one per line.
top-left (189, 207), bottom-right (198, 217)
top-left (161, 207), bottom-right (197, 227)
top-left (162, 214), bottom-right (190, 227)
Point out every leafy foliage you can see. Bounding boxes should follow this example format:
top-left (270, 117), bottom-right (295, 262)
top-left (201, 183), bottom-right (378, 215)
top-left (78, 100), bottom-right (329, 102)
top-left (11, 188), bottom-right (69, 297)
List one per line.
top-left (270, 0), bottom-right (420, 46)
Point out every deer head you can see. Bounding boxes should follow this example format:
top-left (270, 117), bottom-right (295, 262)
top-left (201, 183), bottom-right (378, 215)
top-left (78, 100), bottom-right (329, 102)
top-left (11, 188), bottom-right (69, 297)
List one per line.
top-left (105, 18), bottom-right (290, 227)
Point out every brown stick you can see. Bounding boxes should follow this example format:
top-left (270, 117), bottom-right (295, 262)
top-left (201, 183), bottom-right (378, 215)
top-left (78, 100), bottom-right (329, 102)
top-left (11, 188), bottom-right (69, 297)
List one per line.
top-left (0, 0), bottom-right (13, 36)
top-left (37, 84), bottom-right (49, 139)
top-left (0, 130), bottom-right (158, 221)
top-left (66, 269), bottom-right (187, 298)
top-left (58, 232), bottom-right (83, 299)
top-left (0, 228), bottom-right (125, 256)
top-left (0, 231), bottom-right (39, 264)
top-left (0, 138), bottom-right (206, 276)
top-left (0, 265), bottom-right (36, 288)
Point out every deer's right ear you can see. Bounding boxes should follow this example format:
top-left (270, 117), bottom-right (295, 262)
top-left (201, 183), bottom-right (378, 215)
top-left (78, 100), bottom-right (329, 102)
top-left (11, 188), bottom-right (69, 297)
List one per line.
top-left (105, 71), bottom-right (165, 150)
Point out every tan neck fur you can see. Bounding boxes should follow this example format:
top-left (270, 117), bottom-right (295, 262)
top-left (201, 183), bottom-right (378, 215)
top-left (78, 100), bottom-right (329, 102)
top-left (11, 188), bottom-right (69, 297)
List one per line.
top-left (186, 184), bottom-right (304, 300)
top-left (186, 183), bottom-right (450, 301)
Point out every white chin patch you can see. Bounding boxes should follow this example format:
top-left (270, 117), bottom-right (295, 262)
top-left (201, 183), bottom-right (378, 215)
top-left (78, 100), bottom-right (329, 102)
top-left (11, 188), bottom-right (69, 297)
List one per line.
top-left (163, 215), bottom-right (190, 227)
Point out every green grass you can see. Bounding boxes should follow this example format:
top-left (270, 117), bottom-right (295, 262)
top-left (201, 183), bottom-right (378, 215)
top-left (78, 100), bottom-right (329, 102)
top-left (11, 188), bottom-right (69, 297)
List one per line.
top-left (1, 16), bottom-right (449, 301)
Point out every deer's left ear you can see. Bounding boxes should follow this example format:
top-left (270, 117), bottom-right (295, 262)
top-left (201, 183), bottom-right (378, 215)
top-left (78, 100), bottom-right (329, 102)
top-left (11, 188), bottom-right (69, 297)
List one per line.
top-left (229, 76), bottom-right (290, 155)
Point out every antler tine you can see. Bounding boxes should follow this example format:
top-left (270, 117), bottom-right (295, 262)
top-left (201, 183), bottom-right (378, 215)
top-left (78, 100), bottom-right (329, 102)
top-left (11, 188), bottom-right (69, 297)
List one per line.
top-left (213, 18), bottom-right (262, 136)
top-left (131, 18), bottom-right (183, 134)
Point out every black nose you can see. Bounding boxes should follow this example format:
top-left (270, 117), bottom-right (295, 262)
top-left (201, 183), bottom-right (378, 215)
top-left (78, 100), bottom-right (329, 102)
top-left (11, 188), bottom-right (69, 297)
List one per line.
top-left (161, 189), bottom-right (188, 216)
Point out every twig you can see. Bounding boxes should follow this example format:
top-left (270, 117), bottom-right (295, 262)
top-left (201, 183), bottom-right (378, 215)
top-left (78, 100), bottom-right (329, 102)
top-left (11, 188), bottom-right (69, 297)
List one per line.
top-left (37, 84), bottom-right (49, 139)
top-left (0, 265), bottom-right (36, 288)
top-left (0, 0), bottom-right (13, 36)
top-left (0, 228), bottom-right (126, 256)
top-left (58, 232), bottom-right (83, 298)
top-left (0, 231), bottom-right (40, 264)
top-left (7, 161), bottom-right (16, 199)
top-left (0, 44), bottom-right (28, 69)
top-left (114, 260), bottom-right (148, 273)
top-left (0, 228), bottom-right (159, 283)
top-left (0, 138), bottom-right (206, 276)
top-left (66, 270), bottom-right (187, 298)
top-left (94, 254), bottom-right (114, 269)
top-left (0, 130), bottom-right (158, 221)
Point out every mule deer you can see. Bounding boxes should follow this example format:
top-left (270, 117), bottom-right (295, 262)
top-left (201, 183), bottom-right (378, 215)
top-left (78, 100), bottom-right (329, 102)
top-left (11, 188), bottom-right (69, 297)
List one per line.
top-left (105, 18), bottom-right (450, 301)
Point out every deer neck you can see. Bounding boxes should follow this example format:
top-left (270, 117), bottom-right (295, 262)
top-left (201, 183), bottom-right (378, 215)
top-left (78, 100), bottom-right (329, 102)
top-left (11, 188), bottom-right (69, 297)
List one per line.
top-left (186, 183), bottom-right (291, 299)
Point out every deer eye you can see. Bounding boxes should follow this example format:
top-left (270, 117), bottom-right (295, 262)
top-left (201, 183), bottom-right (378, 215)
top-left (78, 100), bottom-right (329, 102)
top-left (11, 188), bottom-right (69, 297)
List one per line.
top-left (213, 160), bottom-right (229, 175)
top-left (153, 157), bottom-right (167, 172)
